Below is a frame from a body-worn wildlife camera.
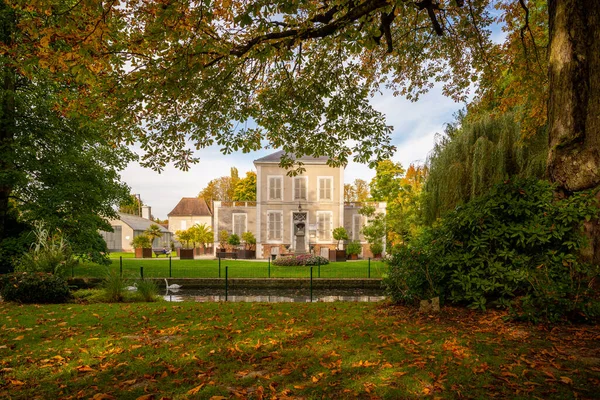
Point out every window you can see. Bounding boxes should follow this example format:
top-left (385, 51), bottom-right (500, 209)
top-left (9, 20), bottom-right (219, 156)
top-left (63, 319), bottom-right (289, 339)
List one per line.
top-left (318, 177), bottom-right (333, 201)
top-left (316, 211), bottom-right (333, 241)
top-left (267, 211), bottom-right (283, 241)
top-left (233, 213), bottom-right (247, 237)
top-left (352, 214), bottom-right (363, 240)
top-left (268, 176), bottom-right (283, 200)
top-left (293, 176), bottom-right (307, 200)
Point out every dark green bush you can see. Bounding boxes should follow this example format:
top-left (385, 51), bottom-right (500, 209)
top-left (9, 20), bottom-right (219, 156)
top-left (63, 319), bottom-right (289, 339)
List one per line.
top-left (384, 178), bottom-right (600, 322)
top-left (0, 272), bottom-right (72, 304)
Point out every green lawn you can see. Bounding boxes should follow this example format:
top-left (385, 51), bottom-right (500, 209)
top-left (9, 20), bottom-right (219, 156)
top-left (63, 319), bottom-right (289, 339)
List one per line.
top-left (74, 258), bottom-right (387, 279)
top-left (1, 301), bottom-right (596, 399)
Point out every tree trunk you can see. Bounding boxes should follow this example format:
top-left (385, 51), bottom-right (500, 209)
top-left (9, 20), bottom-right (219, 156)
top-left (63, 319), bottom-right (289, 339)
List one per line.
top-left (547, 0), bottom-right (600, 264)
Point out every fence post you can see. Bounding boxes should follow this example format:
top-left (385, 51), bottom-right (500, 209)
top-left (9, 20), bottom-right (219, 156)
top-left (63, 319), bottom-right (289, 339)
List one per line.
top-left (268, 257), bottom-right (271, 278)
top-left (318, 258), bottom-right (321, 278)
top-left (310, 267), bottom-right (313, 302)
top-left (71, 262), bottom-right (74, 278)
top-left (218, 257), bottom-right (221, 278)
top-left (140, 266), bottom-right (144, 280)
top-left (169, 256), bottom-right (172, 278)
top-left (119, 256), bottom-right (123, 277)
top-left (225, 266), bottom-right (228, 301)
top-left (368, 258), bottom-right (371, 278)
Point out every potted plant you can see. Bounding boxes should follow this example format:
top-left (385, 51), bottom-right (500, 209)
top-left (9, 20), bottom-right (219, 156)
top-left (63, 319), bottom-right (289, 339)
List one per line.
top-left (131, 235), bottom-right (152, 258)
top-left (238, 231), bottom-right (256, 259)
top-left (331, 227), bottom-right (348, 262)
top-left (346, 240), bottom-right (362, 260)
top-left (190, 223), bottom-right (213, 255)
top-left (217, 230), bottom-right (229, 254)
top-left (227, 233), bottom-right (241, 252)
top-left (144, 224), bottom-right (164, 257)
top-left (369, 242), bottom-right (384, 259)
top-left (175, 229), bottom-right (194, 259)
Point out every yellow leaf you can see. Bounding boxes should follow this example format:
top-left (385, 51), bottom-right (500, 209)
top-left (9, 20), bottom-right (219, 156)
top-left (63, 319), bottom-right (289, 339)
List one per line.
top-left (13, 335), bottom-right (24, 341)
top-left (209, 397), bottom-right (227, 400)
top-left (187, 384), bottom-right (204, 395)
top-left (10, 379), bottom-right (25, 386)
top-left (76, 365), bottom-right (95, 373)
top-left (312, 376), bottom-right (319, 383)
top-left (135, 395), bottom-right (154, 400)
top-left (91, 394), bottom-right (115, 400)
top-left (560, 376), bottom-right (573, 385)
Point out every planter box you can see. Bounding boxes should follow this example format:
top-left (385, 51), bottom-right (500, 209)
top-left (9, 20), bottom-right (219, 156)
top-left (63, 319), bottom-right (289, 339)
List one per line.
top-left (135, 248), bottom-right (152, 258)
top-left (178, 248), bottom-right (195, 260)
top-left (329, 249), bottom-right (346, 262)
top-left (236, 249), bottom-right (256, 259)
top-left (348, 254), bottom-right (358, 260)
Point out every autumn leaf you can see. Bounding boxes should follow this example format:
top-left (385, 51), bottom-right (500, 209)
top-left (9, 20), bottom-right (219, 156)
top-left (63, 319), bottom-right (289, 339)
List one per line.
top-left (559, 376), bottom-right (573, 385)
top-left (13, 335), bottom-right (24, 341)
top-left (76, 365), bottom-right (95, 373)
top-left (91, 394), bottom-right (115, 400)
top-left (135, 395), bottom-right (155, 400)
top-left (209, 397), bottom-right (227, 400)
top-left (10, 379), bottom-right (25, 386)
top-left (187, 384), bottom-right (204, 395)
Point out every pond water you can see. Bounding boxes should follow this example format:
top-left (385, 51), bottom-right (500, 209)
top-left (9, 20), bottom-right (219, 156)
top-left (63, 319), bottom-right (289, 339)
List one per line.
top-left (162, 287), bottom-right (386, 303)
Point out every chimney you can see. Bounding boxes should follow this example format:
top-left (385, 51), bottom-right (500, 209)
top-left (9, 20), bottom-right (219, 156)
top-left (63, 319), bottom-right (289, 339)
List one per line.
top-left (142, 206), bottom-right (152, 220)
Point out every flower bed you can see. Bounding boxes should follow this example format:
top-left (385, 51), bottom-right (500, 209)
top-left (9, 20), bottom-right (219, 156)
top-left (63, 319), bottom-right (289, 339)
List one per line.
top-left (272, 254), bottom-right (329, 266)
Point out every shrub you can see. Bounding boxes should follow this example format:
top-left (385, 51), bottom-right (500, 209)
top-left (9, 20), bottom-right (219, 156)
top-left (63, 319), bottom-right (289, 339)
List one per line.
top-left (135, 279), bottom-right (159, 302)
top-left (346, 241), bottom-right (362, 256)
top-left (15, 222), bottom-right (77, 277)
top-left (242, 231), bottom-right (256, 250)
top-left (103, 268), bottom-right (127, 302)
top-left (370, 242), bottom-right (384, 256)
top-left (384, 178), bottom-right (600, 322)
top-left (272, 254), bottom-right (329, 266)
top-left (0, 272), bottom-right (71, 304)
top-left (228, 233), bottom-right (241, 247)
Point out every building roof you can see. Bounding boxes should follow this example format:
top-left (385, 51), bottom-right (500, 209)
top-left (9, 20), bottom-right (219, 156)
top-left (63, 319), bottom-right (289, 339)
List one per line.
top-left (167, 197), bottom-right (212, 217)
top-left (118, 213), bottom-right (170, 233)
top-left (253, 150), bottom-right (331, 165)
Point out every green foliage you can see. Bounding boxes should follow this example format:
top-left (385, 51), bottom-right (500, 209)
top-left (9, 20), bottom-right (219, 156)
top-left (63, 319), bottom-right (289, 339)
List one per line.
top-left (370, 160), bottom-right (404, 202)
top-left (144, 224), bottom-right (163, 245)
top-left (227, 234), bottom-right (241, 247)
top-left (102, 268), bottom-right (127, 303)
top-left (423, 114), bottom-right (547, 224)
top-left (131, 235), bottom-right (152, 249)
top-left (15, 222), bottom-right (77, 277)
top-left (189, 224), bottom-right (213, 249)
top-left (345, 241), bottom-right (362, 256)
top-left (359, 206), bottom-right (386, 249)
top-left (0, 272), bottom-right (72, 304)
top-left (384, 178), bottom-right (600, 322)
top-left (332, 227), bottom-right (349, 250)
top-left (119, 195), bottom-right (143, 216)
top-left (135, 279), bottom-right (159, 302)
top-left (241, 231), bottom-right (256, 250)
top-left (272, 254), bottom-right (329, 267)
top-left (369, 242), bottom-right (384, 256)
top-left (175, 229), bottom-right (193, 249)
top-left (233, 171), bottom-right (257, 201)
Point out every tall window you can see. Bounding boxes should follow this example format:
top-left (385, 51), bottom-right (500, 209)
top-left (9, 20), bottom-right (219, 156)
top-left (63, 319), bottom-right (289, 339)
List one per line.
top-left (233, 213), bottom-right (247, 237)
top-left (318, 177), bottom-right (333, 201)
top-left (267, 211), bottom-right (283, 241)
top-left (316, 211), bottom-right (333, 241)
top-left (352, 214), bottom-right (363, 240)
top-left (268, 176), bottom-right (283, 200)
top-left (293, 177), bottom-right (307, 200)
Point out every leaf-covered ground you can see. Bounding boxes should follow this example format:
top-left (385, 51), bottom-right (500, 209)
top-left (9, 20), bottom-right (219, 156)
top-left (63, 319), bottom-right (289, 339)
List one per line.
top-left (0, 301), bottom-right (598, 399)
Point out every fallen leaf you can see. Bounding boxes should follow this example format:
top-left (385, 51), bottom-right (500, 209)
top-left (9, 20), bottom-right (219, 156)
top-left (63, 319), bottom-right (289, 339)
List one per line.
top-left (393, 371), bottom-right (408, 377)
top-left (559, 376), bottom-right (573, 385)
top-left (10, 379), bottom-right (25, 386)
top-left (76, 365), bottom-right (95, 373)
top-left (187, 384), bottom-right (204, 395)
top-left (91, 394), bottom-right (115, 400)
top-left (209, 397), bottom-right (227, 400)
top-left (13, 335), bottom-right (24, 341)
top-left (135, 395), bottom-right (154, 400)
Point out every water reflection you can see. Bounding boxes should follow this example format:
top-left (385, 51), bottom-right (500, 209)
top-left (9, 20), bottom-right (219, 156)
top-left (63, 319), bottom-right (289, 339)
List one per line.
top-left (163, 288), bottom-right (385, 303)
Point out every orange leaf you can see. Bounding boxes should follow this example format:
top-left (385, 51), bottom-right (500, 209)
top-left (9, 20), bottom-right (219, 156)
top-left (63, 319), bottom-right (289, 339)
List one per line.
top-left (13, 335), bottom-right (24, 341)
top-left (136, 395), bottom-right (154, 400)
top-left (91, 394), bottom-right (115, 400)
top-left (10, 379), bottom-right (25, 386)
top-left (76, 365), bottom-right (95, 373)
top-left (393, 371), bottom-right (408, 377)
top-left (311, 376), bottom-right (319, 383)
top-left (559, 376), bottom-right (573, 385)
top-left (501, 371), bottom-right (519, 379)
top-left (209, 397), bottom-right (227, 400)
top-left (187, 384), bottom-right (204, 395)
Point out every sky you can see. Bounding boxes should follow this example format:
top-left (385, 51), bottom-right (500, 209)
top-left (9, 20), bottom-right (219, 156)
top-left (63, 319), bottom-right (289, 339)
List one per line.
top-left (120, 84), bottom-right (466, 219)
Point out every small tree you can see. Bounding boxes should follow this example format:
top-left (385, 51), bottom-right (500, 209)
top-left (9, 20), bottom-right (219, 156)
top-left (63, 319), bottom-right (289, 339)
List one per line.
top-left (332, 227), bottom-right (349, 250)
top-left (360, 205), bottom-right (386, 256)
top-left (131, 234), bottom-right (152, 249)
top-left (241, 231), bottom-right (256, 250)
top-left (190, 223), bottom-right (213, 252)
top-left (218, 230), bottom-right (229, 250)
top-left (144, 224), bottom-right (163, 247)
top-left (345, 240), bottom-right (362, 257)
top-left (175, 229), bottom-right (193, 249)
top-left (228, 233), bottom-right (241, 250)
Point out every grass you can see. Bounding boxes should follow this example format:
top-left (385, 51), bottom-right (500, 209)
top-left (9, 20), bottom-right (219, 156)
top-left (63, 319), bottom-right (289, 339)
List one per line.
top-left (74, 258), bottom-right (387, 279)
top-left (0, 302), bottom-right (597, 399)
